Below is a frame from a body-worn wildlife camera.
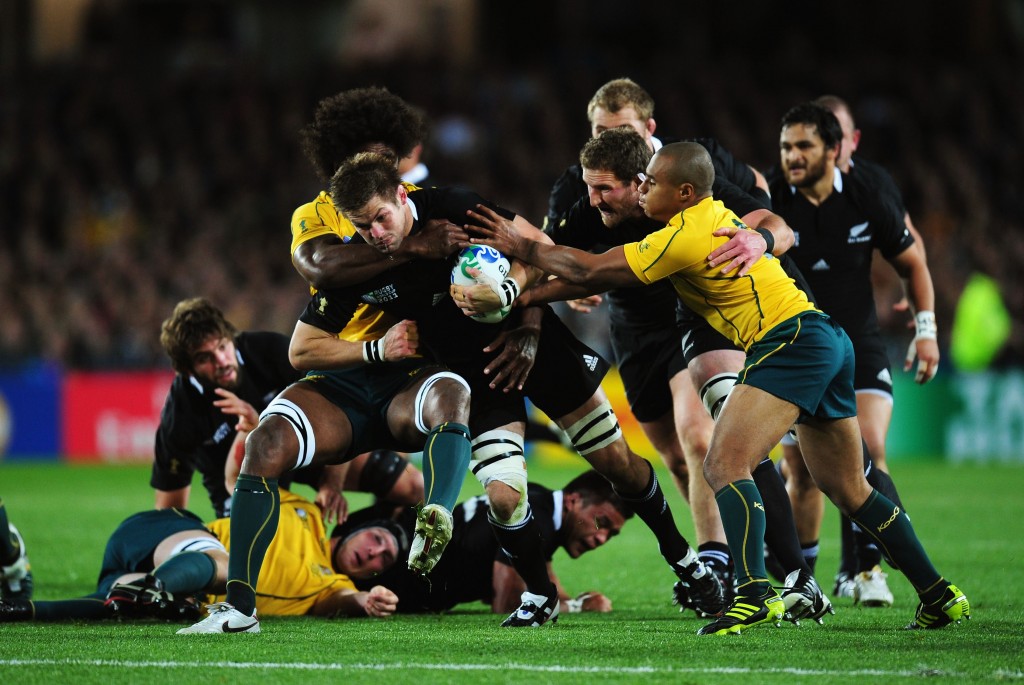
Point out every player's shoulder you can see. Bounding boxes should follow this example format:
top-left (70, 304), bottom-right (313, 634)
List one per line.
top-left (235, 330), bottom-right (289, 354)
top-left (841, 169), bottom-right (903, 219)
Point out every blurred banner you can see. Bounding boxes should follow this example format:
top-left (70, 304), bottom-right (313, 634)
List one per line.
top-left (0, 362), bottom-right (62, 461)
top-left (62, 371), bottom-right (173, 463)
top-left (1, 366), bottom-right (1022, 464)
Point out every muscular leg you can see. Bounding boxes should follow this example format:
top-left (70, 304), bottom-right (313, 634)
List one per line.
top-left (668, 370), bottom-right (723, 546)
top-left (782, 441), bottom-right (824, 571)
top-left (556, 388), bottom-right (691, 565)
top-left (637, 410), bottom-right (690, 503)
top-left (856, 392), bottom-right (893, 473)
top-left (226, 384), bottom-right (355, 617)
top-left (705, 384), bottom-right (799, 597)
top-left (556, 388), bottom-right (723, 615)
top-left (796, 417), bottom-right (947, 602)
top-left (470, 424), bottom-right (557, 615)
top-left (387, 372), bottom-right (471, 512)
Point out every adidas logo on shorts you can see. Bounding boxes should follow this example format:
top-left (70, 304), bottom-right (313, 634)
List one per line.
top-left (583, 354), bottom-right (598, 371)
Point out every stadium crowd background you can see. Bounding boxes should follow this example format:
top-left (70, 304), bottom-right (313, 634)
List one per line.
top-left (1, 0), bottom-right (1022, 371)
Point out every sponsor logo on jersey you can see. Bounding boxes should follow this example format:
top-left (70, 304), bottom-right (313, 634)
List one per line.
top-left (811, 258), bottom-right (830, 271)
top-left (583, 354), bottom-right (599, 371)
top-left (754, 501), bottom-right (765, 511)
top-left (362, 284), bottom-right (398, 304)
top-left (848, 221), bottom-right (871, 244)
top-left (317, 296), bottom-right (328, 315)
top-left (432, 292), bottom-right (446, 305)
top-left (212, 421), bottom-right (232, 445)
top-left (793, 232), bottom-right (800, 247)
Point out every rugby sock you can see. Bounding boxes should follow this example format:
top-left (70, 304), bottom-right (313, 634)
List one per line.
top-left (487, 509), bottom-right (553, 595)
top-left (614, 460), bottom-right (692, 565)
top-left (29, 598), bottom-right (108, 620)
top-left (0, 501), bottom-right (19, 565)
top-left (837, 516), bottom-right (858, 577)
top-left (715, 479), bottom-right (772, 596)
top-left (421, 422), bottom-right (472, 510)
top-left (801, 541), bottom-right (820, 574)
top-left (753, 457), bottom-right (810, 577)
top-left (154, 551), bottom-right (217, 595)
top-left (225, 474), bottom-right (280, 616)
top-left (849, 489), bottom-right (943, 600)
top-left (859, 441), bottom-right (901, 569)
top-left (697, 541), bottom-right (731, 571)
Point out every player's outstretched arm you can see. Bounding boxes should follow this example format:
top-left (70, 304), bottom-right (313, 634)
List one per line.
top-left (466, 205), bottom-right (640, 293)
top-left (310, 585), bottom-right (399, 618)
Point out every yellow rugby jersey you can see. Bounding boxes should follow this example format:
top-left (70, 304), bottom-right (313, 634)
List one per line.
top-left (290, 191), bottom-right (393, 342)
top-left (207, 490), bottom-right (355, 616)
top-left (623, 197), bottom-right (816, 350)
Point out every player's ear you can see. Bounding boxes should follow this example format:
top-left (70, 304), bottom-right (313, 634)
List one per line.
top-left (397, 184), bottom-right (408, 204)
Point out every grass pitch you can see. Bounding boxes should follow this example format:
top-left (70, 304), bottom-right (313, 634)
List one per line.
top-left (1, 459), bottom-right (1022, 684)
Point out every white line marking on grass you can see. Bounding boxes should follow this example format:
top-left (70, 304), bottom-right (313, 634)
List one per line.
top-left (0, 659), bottom-right (1000, 678)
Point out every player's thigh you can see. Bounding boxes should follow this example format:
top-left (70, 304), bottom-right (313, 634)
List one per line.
top-left (668, 369), bottom-right (714, 455)
top-left (710, 384), bottom-right (799, 469)
top-left (255, 382), bottom-right (356, 469)
top-left (855, 391), bottom-right (893, 460)
top-left (385, 366), bottom-right (470, 444)
top-left (795, 416), bottom-right (871, 510)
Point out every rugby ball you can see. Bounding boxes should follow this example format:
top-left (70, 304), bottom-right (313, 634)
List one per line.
top-left (451, 246), bottom-right (512, 324)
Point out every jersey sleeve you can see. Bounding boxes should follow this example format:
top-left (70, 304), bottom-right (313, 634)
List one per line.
top-left (299, 291), bottom-right (360, 337)
top-left (151, 389), bottom-right (198, 491)
top-left (866, 186), bottom-right (914, 259)
top-left (622, 218), bottom-right (703, 285)
top-left (291, 192), bottom-right (350, 254)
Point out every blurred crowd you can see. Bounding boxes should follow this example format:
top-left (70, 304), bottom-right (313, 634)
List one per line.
top-left (1, 0), bottom-right (1022, 370)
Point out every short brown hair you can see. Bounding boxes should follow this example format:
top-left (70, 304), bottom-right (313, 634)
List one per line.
top-left (160, 298), bottom-right (236, 374)
top-left (329, 152), bottom-right (403, 217)
top-left (587, 78), bottom-right (655, 124)
top-left (580, 127), bottom-right (651, 183)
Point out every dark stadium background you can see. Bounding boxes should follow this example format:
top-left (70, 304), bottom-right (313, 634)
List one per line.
top-left (0, 0), bottom-right (1021, 463)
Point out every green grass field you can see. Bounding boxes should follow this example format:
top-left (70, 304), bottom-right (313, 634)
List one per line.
top-left (1, 459), bottom-right (1022, 684)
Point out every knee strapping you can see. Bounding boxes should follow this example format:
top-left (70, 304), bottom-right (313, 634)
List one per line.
top-left (471, 429), bottom-right (528, 525)
top-left (564, 401), bottom-right (622, 455)
top-left (699, 372), bottom-right (736, 421)
top-left (259, 398), bottom-right (316, 470)
top-left (414, 372), bottom-right (471, 435)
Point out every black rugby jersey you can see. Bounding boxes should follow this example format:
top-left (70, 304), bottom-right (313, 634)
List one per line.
top-left (151, 332), bottom-right (300, 516)
top-left (769, 168), bottom-right (914, 338)
top-left (353, 483), bottom-right (562, 612)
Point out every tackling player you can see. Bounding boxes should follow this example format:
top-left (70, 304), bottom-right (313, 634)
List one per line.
top-left (468, 141), bottom-right (969, 635)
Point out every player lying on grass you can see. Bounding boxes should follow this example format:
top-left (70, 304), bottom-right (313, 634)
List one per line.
top-left (465, 141), bottom-right (969, 635)
top-left (0, 490), bottom-right (402, 624)
top-left (342, 469), bottom-right (632, 616)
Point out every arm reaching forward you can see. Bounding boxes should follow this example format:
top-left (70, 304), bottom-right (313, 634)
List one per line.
top-left (466, 205), bottom-right (642, 294)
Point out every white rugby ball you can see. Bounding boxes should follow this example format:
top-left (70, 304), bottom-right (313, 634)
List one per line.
top-left (451, 246), bottom-right (512, 324)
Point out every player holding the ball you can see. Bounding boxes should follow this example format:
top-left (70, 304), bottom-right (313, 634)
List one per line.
top-left (306, 152), bottom-right (726, 627)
